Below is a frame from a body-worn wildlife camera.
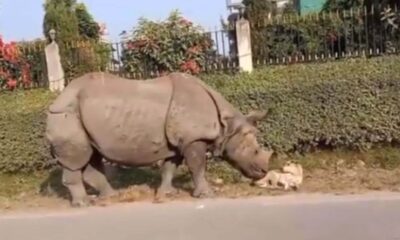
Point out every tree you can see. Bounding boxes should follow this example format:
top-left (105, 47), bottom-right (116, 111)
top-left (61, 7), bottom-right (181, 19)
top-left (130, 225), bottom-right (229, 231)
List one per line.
top-left (43, 0), bottom-right (80, 42)
top-left (243, 0), bottom-right (278, 26)
top-left (322, 0), bottom-right (363, 11)
top-left (43, 0), bottom-right (100, 42)
top-left (242, 0), bottom-right (305, 61)
top-left (42, 0), bottom-right (111, 81)
top-left (75, 3), bottom-right (100, 40)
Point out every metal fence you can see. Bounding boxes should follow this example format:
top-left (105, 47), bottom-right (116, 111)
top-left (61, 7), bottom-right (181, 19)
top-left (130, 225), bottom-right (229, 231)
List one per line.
top-left (17, 42), bottom-right (49, 88)
top-left (105, 29), bottom-right (239, 80)
top-left (250, 5), bottom-right (400, 66)
top-left (0, 28), bottom-right (236, 92)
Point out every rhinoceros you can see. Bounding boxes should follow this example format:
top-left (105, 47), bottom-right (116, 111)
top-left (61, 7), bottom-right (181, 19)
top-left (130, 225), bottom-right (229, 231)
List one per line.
top-left (45, 72), bottom-right (271, 207)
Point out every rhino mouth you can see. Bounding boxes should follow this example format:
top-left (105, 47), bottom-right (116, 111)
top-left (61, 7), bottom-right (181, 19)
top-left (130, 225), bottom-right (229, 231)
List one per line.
top-left (241, 168), bottom-right (266, 180)
top-left (249, 163), bottom-right (268, 180)
top-left (227, 160), bottom-right (267, 180)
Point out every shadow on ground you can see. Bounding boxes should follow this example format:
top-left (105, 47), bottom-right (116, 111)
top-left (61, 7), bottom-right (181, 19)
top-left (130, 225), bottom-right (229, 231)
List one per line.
top-left (38, 166), bottom-right (194, 200)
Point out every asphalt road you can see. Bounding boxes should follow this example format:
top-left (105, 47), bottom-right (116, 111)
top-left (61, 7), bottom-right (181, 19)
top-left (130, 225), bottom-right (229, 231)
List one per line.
top-left (1, 192), bottom-right (400, 240)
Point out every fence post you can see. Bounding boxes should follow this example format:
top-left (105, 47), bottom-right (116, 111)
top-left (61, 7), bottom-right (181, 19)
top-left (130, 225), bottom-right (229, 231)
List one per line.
top-left (44, 29), bottom-right (65, 92)
top-left (235, 18), bottom-right (253, 73)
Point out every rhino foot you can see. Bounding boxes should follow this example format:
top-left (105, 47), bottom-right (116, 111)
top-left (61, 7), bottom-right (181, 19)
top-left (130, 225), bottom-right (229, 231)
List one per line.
top-left (99, 188), bottom-right (117, 198)
top-left (192, 186), bottom-right (215, 199)
top-left (183, 141), bottom-right (215, 199)
top-left (71, 197), bottom-right (94, 208)
top-left (159, 185), bottom-right (180, 196)
top-left (154, 186), bottom-right (180, 203)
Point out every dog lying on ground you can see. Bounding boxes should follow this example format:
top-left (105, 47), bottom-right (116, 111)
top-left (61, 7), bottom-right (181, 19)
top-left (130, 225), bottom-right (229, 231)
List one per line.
top-left (253, 160), bottom-right (303, 190)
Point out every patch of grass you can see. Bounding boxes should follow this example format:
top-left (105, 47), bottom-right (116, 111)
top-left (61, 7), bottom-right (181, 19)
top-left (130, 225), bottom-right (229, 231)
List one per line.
top-left (367, 147), bottom-right (400, 170)
top-left (0, 173), bottom-right (46, 200)
top-left (207, 161), bottom-right (243, 184)
top-left (277, 146), bottom-right (400, 171)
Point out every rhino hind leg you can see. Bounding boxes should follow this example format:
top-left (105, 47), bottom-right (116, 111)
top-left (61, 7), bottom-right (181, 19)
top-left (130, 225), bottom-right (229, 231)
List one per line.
top-left (154, 157), bottom-right (182, 202)
top-left (183, 141), bottom-right (215, 198)
top-left (47, 111), bottom-right (107, 206)
top-left (82, 151), bottom-right (116, 198)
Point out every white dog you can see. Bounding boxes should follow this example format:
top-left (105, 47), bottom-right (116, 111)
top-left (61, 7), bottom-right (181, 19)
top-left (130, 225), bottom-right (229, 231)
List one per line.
top-left (254, 160), bottom-right (303, 190)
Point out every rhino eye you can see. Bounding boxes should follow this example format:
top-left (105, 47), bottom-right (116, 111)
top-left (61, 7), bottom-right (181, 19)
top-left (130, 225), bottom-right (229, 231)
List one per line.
top-left (254, 149), bottom-right (259, 155)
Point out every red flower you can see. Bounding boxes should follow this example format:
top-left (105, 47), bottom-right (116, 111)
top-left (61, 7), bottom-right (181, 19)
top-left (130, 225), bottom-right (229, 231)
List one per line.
top-left (180, 59), bottom-right (200, 74)
top-left (7, 79), bottom-right (17, 90)
top-left (179, 18), bottom-right (193, 27)
top-left (21, 65), bottom-right (32, 86)
top-left (127, 42), bottom-right (135, 50)
top-left (2, 43), bottom-right (19, 62)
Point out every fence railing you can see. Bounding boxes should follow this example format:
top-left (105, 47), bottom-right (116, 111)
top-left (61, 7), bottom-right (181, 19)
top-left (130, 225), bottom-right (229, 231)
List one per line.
top-left (17, 42), bottom-right (48, 88)
top-left (2, 4), bottom-right (399, 92)
top-left (105, 29), bottom-right (239, 80)
top-left (250, 5), bottom-right (400, 66)
top-left (0, 28), bottom-right (237, 92)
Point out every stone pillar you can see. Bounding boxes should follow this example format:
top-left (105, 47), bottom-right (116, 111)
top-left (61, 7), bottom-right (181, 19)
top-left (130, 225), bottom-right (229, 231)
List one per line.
top-left (235, 18), bottom-right (253, 73)
top-left (44, 29), bottom-right (65, 92)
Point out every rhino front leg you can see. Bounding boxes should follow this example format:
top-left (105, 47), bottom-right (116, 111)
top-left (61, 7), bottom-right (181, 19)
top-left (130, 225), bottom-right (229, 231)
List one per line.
top-left (62, 168), bottom-right (91, 208)
top-left (184, 141), bottom-right (214, 198)
top-left (154, 157), bottom-right (181, 202)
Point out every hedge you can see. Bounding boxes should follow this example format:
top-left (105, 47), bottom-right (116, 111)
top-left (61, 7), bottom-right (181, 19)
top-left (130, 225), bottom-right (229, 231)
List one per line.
top-left (0, 90), bottom-right (56, 173)
top-left (1, 56), bottom-right (400, 173)
top-left (203, 56), bottom-right (400, 153)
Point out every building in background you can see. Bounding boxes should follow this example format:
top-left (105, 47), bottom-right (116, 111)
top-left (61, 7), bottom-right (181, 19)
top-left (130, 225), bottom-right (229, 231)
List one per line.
top-left (277, 0), bottom-right (327, 15)
top-left (224, 0), bottom-right (327, 58)
top-left (226, 0), bottom-right (327, 16)
top-left (296, 0), bottom-right (326, 15)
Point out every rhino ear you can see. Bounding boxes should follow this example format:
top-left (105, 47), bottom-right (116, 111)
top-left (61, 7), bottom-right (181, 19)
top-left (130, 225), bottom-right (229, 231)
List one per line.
top-left (246, 110), bottom-right (268, 126)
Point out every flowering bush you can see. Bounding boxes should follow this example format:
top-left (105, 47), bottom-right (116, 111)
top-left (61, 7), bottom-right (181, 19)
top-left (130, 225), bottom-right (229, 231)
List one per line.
top-left (0, 36), bottom-right (32, 90)
top-left (121, 10), bottom-right (213, 77)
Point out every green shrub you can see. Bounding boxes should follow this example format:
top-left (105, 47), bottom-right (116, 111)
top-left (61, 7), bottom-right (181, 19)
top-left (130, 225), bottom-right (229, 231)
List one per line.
top-left (0, 90), bottom-right (56, 173)
top-left (121, 10), bottom-right (213, 76)
top-left (1, 56), bottom-right (400, 173)
top-left (202, 56), bottom-right (400, 153)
